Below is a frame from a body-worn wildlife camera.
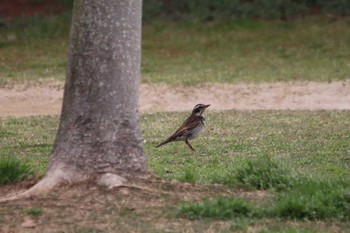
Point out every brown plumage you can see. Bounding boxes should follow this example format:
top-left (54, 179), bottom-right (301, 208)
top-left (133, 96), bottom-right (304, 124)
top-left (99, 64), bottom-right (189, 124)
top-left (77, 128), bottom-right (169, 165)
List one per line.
top-left (156, 104), bottom-right (210, 151)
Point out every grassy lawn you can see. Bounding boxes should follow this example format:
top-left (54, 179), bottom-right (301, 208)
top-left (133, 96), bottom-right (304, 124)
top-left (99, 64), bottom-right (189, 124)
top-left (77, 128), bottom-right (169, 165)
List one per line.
top-left (0, 111), bottom-right (349, 231)
top-left (1, 111), bottom-right (349, 180)
top-left (1, 15), bottom-right (350, 85)
top-left (146, 110), bottom-right (350, 181)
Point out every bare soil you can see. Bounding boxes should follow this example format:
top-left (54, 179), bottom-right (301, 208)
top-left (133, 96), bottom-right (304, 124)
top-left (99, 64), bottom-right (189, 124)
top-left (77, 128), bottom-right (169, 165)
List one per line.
top-left (0, 176), bottom-right (346, 232)
top-left (1, 80), bottom-right (349, 117)
top-left (0, 176), bottom-right (269, 233)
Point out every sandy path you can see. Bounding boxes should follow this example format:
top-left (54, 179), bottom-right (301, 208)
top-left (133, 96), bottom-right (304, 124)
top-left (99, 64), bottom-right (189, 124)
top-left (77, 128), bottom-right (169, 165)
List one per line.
top-left (0, 80), bottom-right (349, 117)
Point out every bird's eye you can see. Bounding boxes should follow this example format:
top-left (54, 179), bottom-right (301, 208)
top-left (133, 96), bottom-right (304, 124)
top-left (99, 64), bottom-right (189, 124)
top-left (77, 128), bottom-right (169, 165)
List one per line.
top-left (194, 108), bottom-right (201, 113)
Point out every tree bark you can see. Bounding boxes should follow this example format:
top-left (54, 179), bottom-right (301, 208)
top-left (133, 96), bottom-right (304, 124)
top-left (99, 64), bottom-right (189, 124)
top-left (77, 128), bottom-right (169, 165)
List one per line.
top-left (1, 0), bottom-right (147, 200)
top-left (50, 0), bottom-right (147, 179)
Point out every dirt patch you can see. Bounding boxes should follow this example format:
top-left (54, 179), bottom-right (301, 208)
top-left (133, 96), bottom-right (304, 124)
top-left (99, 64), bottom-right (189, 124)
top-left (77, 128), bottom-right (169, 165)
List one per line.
top-left (0, 80), bottom-right (349, 117)
top-left (0, 176), bottom-right (267, 232)
top-left (141, 80), bottom-right (350, 112)
top-left (0, 176), bottom-right (345, 232)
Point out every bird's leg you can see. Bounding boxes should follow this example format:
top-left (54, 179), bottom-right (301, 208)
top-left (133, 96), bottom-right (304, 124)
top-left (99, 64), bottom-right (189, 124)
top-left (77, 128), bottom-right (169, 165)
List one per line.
top-left (185, 140), bottom-right (195, 151)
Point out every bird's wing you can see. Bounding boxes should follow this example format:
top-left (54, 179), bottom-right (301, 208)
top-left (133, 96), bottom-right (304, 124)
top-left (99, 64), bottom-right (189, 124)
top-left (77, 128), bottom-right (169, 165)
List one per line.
top-left (170, 120), bottom-right (201, 140)
top-left (178, 114), bottom-right (196, 128)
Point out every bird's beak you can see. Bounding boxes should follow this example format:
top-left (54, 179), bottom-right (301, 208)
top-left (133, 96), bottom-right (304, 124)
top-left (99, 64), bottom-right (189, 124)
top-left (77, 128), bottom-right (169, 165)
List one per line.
top-left (204, 104), bottom-right (210, 109)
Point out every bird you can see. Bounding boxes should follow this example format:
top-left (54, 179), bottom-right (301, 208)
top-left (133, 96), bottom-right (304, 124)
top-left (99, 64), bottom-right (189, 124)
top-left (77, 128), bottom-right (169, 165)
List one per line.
top-left (156, 104), bottom-right (210, 151)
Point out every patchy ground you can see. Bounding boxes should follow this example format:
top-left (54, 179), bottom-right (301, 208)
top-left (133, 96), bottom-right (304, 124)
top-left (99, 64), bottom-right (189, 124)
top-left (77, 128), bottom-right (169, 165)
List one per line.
top-left (1, 80), bottom-right (350, 117)
top-left (0, 176), bottom-right (270, 233)
top-left (1, 176), bottom-right (346, 233)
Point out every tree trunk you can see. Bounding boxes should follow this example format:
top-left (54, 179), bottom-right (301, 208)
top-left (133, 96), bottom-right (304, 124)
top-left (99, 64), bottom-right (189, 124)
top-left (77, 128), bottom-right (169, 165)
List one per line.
top-left (2, 0), bottom-right (147, 199)
top-left (49, 0), bottom-right (147, 179)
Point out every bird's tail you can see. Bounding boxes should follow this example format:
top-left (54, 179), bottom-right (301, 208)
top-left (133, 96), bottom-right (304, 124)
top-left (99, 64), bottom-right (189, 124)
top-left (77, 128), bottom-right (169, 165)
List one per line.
top-left (156, 139), bottom-right (171, 148)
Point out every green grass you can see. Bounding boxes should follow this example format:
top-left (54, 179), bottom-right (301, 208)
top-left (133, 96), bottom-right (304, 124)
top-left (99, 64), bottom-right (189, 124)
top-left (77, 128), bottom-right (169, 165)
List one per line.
top-left (274, 178), bottom-right (350, 220)
top-left (1, 15), bottom-right (350, 85)
top-left (145, 111), bottom-right (350, 183)
top-left (0, 156), bottom-right (33, 184)
top-left (178, 196), bottom-right (258, 219)
top-left (0, 14), bottom-right (70, 85)
top-left (0, 116), bottom-right (58, 174)
top-left (179, 176), bottom-right (350, 221)
top-left (142, 19), bottom-right (350, 84)
top-left (230, 156), bottom-right (294, 191)
top-left (25, 207), bottom-right (44, 216)
top-left (1, 111), bottom-right (349, 181)
top-left (178, 169), bottom-right (350, 220)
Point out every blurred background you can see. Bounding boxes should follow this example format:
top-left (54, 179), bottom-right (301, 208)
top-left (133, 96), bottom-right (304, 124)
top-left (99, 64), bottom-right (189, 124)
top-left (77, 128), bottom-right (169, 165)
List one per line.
top-left (1, 0), bottom-right (350, 21)
top-left (0, 0), bottom-right (350, 85)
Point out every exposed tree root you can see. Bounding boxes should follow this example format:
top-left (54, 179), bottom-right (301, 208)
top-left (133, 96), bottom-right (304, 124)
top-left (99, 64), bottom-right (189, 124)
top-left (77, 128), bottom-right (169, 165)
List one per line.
top-left (0, 163), bottom-right (128, 203)
top-left (97, 173), bottom-right (127, 189)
